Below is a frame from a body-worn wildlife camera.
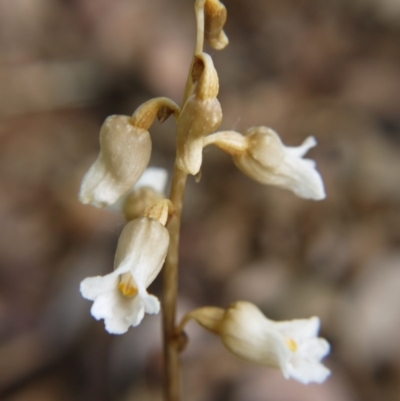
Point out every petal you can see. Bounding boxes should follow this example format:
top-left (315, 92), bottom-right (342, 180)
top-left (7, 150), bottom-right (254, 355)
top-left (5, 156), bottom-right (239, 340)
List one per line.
top-left (299, 337), bottom-right (330, 360)
top-left (278, 156), bottom-right (326, 200)
top-left (104, 317), bottom-right (131, 335)
top-left (80, 260), bottom-right (132, 301)
top-left (115, 218), bottom-right (169, 286)
top-left (141, 292), bottom-right (160, 315)
top-left (79, 156), bottom-right (121, 207)
top-left (285, 136), bottom-right (317, 158)
top-left (80, 272), bottom-right (119, 301)
top-left (134, 167), bottom-right (169, 194)
top-left (273, 316), bottom-right (320, 340)
top-left (287, 357), bottom-right (331, 384)
top-left (125, 297), bottom-right (146, 327)
top-left (90, 292), bottom-right (121, 320)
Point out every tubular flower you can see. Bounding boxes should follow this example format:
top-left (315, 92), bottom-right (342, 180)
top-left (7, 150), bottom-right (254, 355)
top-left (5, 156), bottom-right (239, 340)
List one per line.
top-left (221, 302), bottom-right (330, 384)
top-left (80, 216), bottom-right (169, 334)
top-left (182, 301), bottom-right (330, 384)
top-left (79, 115), bottom-right (151, 207)
top-left (233, 127), bottom-right (325, 200)
top-left (79, 97), bottom-right (179, 207)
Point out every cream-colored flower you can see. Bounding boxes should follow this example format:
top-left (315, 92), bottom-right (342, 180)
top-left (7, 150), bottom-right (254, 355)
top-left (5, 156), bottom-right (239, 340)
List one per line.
top-left (233, 127), bottom-right (325, 200)
top-left (221, 302), bottom-right (330, 384)
top-left (80, 217), bottom-right (169, 334)
top-left (79, 115), bottom-right (152, 208)
top-left (79, 97), bottom-right (178, 208)
top-left (181, 301), bottom-right (330, 384)
top-left (176, 53), bottom-right (222, 175)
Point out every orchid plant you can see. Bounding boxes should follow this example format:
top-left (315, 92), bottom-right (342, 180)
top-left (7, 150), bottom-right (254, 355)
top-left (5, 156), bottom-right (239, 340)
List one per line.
top-left (78, 1), bottom-right (330, 400)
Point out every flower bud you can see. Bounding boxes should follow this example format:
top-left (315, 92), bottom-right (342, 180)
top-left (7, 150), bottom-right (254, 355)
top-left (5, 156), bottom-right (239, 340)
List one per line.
top-left (176, 53), bottom-right (222, 175)
top-left (232, 127), bottom-right (326, 200)
top-left (204, 0), bottom-right (229, 50)
top-left (115, 167), bottom-right (168, 221)
top-left (79, 98), bottom-right (179, 207)
top-left (123, 187), bottom-right (163, 221)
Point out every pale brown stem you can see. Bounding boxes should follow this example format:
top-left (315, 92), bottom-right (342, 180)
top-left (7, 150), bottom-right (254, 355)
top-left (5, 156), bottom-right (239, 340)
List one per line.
top-left (162, 2), bottom-right (206, 400)
top-left (194, 0), bottom-right (205, 55)
top-left (162, 165), bottom-right (187, 401)
top-left (181, 0), bottom-right (205, 106)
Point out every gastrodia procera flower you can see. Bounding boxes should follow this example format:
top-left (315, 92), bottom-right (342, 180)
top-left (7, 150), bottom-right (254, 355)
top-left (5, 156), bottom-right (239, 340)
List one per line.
top-left (176, 52), bottom-right (222, 175)
top-left (80, 214), bottom-right (170, 334)
top-left (79, 97), bottom-right (179, 207)
top-left (181, 301), bottom-right (330, 384)
top-left (234, 127), bottom-right (325, 200)
top-left (204, 127), bottom-right (325, 200)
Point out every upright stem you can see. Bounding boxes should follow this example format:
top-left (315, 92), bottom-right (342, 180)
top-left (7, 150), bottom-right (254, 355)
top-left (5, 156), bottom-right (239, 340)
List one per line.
top-left (162, 2), bottom-right (204, 400)
top-left (181, 0), bottom-right (205, 104)
top-left (162, 165), bottom-right (187, 401)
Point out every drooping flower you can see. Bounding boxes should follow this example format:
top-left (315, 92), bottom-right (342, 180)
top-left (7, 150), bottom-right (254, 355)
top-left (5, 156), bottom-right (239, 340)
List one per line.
top-left (79, 97), bottom-right (179, 208)
top-left (80, 216), bottom-right (169, 334)
top-left (181, 301), bottom-right (330, 384)
top-left (204, 127), bottom-right (325, 200)
top-left (79, 114), bottom-right (152, 208)
top-left (221, 302), bottom-right (331, 384)
top-left (233, 127), bottom-right (325, 200)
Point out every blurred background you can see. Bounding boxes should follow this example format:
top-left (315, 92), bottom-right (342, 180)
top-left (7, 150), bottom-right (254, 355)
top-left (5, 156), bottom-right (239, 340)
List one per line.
top-left (1, 0), bottom-right (400, 400)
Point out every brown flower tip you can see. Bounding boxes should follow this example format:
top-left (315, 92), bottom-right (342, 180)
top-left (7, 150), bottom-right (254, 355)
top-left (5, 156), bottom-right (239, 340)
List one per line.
top-left (204, 0), bottom-right (229, 50)
top-left (143, 199), bottom-right (174, 226)
top-left (192, 52), bottom-right (219, 100)
top-left (130, 97), bottom-right (180, 130)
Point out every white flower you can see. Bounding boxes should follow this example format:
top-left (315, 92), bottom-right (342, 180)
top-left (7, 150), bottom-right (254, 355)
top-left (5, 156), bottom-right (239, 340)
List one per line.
top-left (232, 127), bottom-right (325, 200)
top-left (79, 97), bottom-right (179, 208)
top-left (79, 115), bottom-right (152, 208)
top-left (220, 302), bottom-right (330, 384)
top-left (80, 217), bottom-right (169, 334)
